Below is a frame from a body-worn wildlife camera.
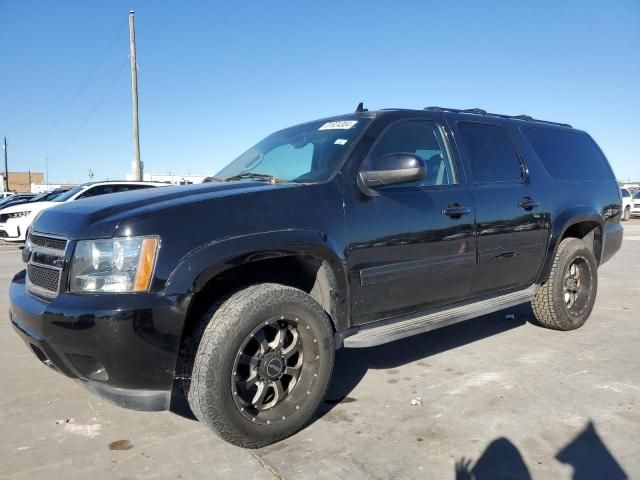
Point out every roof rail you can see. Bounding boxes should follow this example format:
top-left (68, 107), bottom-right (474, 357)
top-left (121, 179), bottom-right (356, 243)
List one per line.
top-left (424, 106), bottom-right (572, 128)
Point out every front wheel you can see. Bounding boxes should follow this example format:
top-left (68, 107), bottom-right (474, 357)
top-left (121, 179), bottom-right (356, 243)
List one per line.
top-left (187, 283), bottom-right (334, 448)
top-left (532, 238), bottom-right (598, 330)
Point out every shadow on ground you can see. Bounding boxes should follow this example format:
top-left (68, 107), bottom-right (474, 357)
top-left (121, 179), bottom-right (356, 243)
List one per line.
top-left (454, 421), bottom-right (628, 480)
top-left (317, 302), bottom-right (534, 418)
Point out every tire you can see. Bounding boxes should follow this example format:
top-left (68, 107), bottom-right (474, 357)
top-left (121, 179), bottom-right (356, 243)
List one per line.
top-left (623, 206), bottom-right (631, 221)
top-left (532, 238), bottom-right (598, 331)
top-left (187, 283), bottom-right (334, 448)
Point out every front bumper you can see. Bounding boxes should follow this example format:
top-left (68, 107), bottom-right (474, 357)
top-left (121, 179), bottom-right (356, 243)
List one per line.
top-left (0, 220), bottom-right (22, 241)
top-left (9, 270), bottom-right (190, 411)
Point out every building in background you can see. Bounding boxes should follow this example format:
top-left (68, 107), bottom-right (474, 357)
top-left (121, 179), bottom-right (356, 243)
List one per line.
top-left (0, 171), bottom-right (44, 192)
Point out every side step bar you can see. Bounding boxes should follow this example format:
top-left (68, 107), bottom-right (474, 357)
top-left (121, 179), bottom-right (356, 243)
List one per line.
top-left (342, 285), bottom-right (536, 348)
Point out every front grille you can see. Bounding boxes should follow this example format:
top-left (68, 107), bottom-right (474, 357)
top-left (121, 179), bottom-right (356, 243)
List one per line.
top-left (29, 233), bottom-right (67, 251)
top-left (26, 233), bottom-right (67, 299)
top-left (27, 264), bottom-right (61, 293)
top-left (0, 214), bottom-right (9, 223)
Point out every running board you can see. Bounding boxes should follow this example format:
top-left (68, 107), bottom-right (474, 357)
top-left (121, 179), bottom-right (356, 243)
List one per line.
top-left (342, 286), bottom-right (536, 348)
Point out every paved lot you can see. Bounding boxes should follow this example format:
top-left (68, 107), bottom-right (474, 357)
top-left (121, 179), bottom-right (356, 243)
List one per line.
top-left (1, 222), bottom-right (639, 480)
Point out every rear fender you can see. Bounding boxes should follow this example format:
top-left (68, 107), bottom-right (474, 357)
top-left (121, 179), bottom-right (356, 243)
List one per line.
top-left (536, 206), bottom-right (604, 284)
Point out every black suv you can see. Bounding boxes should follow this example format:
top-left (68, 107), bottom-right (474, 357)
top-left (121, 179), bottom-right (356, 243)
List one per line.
top-left (10, 106), bottom-right (623, 447)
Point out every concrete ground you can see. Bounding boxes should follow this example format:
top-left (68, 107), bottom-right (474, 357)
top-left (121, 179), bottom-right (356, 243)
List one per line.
top-left (1, 221), bottom-right (639, 480)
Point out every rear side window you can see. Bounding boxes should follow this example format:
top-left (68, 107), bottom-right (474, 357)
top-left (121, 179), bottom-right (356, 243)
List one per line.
top-left (521, 127), bottom-right (612, 181)
top-left (457, 123), bottom-right (522, 183)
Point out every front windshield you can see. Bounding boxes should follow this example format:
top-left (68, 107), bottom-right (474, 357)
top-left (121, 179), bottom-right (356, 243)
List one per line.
top-left (215, 117), bottom-right (370, 183)
top-left (54, 186), bottom-right (84, 202)
top-left (634, 191), bottom-right (640, 200)
top-left (30, 189), bottom-right (67, 202)
top-left (28, 192), bottom-right (49, 202)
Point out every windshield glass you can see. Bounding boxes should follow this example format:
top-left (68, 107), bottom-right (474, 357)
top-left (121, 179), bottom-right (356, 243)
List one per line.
top-left (634, 191), bottom-right (640, 200)
top-left (54, 186), bottom-right (84, 202)
top-left (30, 189), bottom-right (67, 202)
top-left (215, 117), bottom-right (370, 183)
top-left (28, 192), bottom-right (49, 202)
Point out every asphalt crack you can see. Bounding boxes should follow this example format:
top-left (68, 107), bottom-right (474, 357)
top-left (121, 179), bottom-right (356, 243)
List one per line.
top-left (250, 451), bottom-right (284, 480)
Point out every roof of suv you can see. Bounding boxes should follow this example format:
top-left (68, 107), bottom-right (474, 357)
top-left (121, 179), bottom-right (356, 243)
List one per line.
top-left (348, 105), bottom-right (573, 130)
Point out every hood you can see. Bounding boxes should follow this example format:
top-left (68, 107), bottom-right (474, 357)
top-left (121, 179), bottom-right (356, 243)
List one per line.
top-left (32, 181), bottom-right (298, 239)
top-left (1, 201), bottom-right (57, 215)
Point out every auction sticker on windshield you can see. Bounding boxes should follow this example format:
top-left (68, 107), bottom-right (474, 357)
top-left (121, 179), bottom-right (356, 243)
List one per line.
top-left (318, 120), bottom-right (358, 130)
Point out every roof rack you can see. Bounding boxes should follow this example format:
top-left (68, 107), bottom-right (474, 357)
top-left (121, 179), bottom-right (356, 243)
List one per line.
top-left (424, 106), bottom-right (572, 128)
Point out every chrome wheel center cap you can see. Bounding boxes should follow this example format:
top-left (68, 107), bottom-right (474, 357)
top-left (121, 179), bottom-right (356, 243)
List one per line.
top-left (260, 353), bottom-right (285, 380)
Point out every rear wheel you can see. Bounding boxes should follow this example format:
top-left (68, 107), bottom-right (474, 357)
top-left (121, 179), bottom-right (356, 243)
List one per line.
top-left (623, 206), bottom-right (631, 221)
top-left (532, 238), bottom-right (598, 331)
top-left (187, 283), bottom-right (334, 448)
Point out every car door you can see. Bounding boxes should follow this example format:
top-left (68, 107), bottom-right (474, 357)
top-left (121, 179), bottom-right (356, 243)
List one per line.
top-left (451, 120), bottom-right (549, 295)
top-left (344, 118), bottom-right (476, 325)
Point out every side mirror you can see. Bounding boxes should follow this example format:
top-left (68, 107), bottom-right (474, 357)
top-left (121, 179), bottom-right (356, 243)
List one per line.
top-left (358, 153), bottom-right (426, 195)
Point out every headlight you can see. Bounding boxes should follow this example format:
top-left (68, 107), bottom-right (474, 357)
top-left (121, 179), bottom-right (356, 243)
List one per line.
top-left (8, 211), bottom-right (31, 218)
top-left (69, 236), bottom-right (159, 293)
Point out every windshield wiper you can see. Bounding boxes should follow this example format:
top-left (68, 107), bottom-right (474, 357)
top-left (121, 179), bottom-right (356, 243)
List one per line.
top-left (224, 172), bottom-right (282, 183)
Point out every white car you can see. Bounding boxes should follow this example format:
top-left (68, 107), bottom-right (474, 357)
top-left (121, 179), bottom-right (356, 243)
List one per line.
top-left (631, 190), bottom-right (640, 218)
top-left (621, 187), bottom-right (633, 221)
top-left (0, 181), bottom-right (164, 242)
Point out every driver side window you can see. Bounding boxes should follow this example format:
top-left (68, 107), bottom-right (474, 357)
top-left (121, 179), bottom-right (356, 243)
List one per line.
top-left (363, 120), bottom-right (457, 187)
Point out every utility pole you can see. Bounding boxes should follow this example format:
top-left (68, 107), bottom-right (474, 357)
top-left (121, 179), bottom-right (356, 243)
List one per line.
top-left (129, 10), bottom-right (142, 181)
top-left (3, 137), bottom-right (8, 192)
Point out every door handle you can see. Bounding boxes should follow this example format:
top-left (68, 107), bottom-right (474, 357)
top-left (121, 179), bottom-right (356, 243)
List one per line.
top-left (442, 204), bottom-right (472, 218)
top-left (518, 197), bottom-right (541, 210)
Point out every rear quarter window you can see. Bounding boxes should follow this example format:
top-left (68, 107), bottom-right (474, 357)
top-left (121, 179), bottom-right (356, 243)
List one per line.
top-left (521, 126), bottom-right (612, 181)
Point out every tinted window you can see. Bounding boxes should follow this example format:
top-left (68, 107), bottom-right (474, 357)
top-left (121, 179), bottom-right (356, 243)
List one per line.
top-left (54, 186), bottom-right (84, 202)
top-left (78, 185), bottom-right (119, 198)
top-left (118, 184), bottom-right (155, 192)
top-left (522, 127), bottom-right (612, 181)
top-left (458, 123), bottom-right (522, 183)
top-left (363, 120), bottom-right (457, 187)
top-left (621, 189), bottom-right (631, 198)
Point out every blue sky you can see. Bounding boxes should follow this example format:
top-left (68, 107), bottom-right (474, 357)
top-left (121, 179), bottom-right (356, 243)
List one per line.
top-left (1, 1), bottom-right (639, 184)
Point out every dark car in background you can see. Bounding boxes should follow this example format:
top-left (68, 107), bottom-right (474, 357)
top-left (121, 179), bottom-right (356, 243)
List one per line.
top-left (10, 106), bottom-right (622, 447)
top-left (0, 193), bottom-right (36, 210)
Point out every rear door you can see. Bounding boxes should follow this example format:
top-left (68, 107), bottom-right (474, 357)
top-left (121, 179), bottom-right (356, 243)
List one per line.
top-left (451, 121), bottom-right (549, 295)
top-left (344, 117), bottom-right (476, 325)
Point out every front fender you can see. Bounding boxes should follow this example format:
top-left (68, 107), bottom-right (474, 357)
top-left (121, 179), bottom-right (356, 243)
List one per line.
top-left (536, 206), bottom-right (604, 284)
top-left (164, 229), bottom-right (349, 322)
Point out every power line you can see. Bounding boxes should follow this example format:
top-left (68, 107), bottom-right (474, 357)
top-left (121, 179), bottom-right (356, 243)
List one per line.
top-left (38, 18), bottom-right (128, 146)
top-left (53, 58), bottom-right (129, 157)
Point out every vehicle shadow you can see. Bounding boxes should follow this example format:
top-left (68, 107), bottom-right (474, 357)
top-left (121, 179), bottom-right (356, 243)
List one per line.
top-left (315, 302), bottom-right (534, 420)
top-left (453, 421), bottom-right (628, 480)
